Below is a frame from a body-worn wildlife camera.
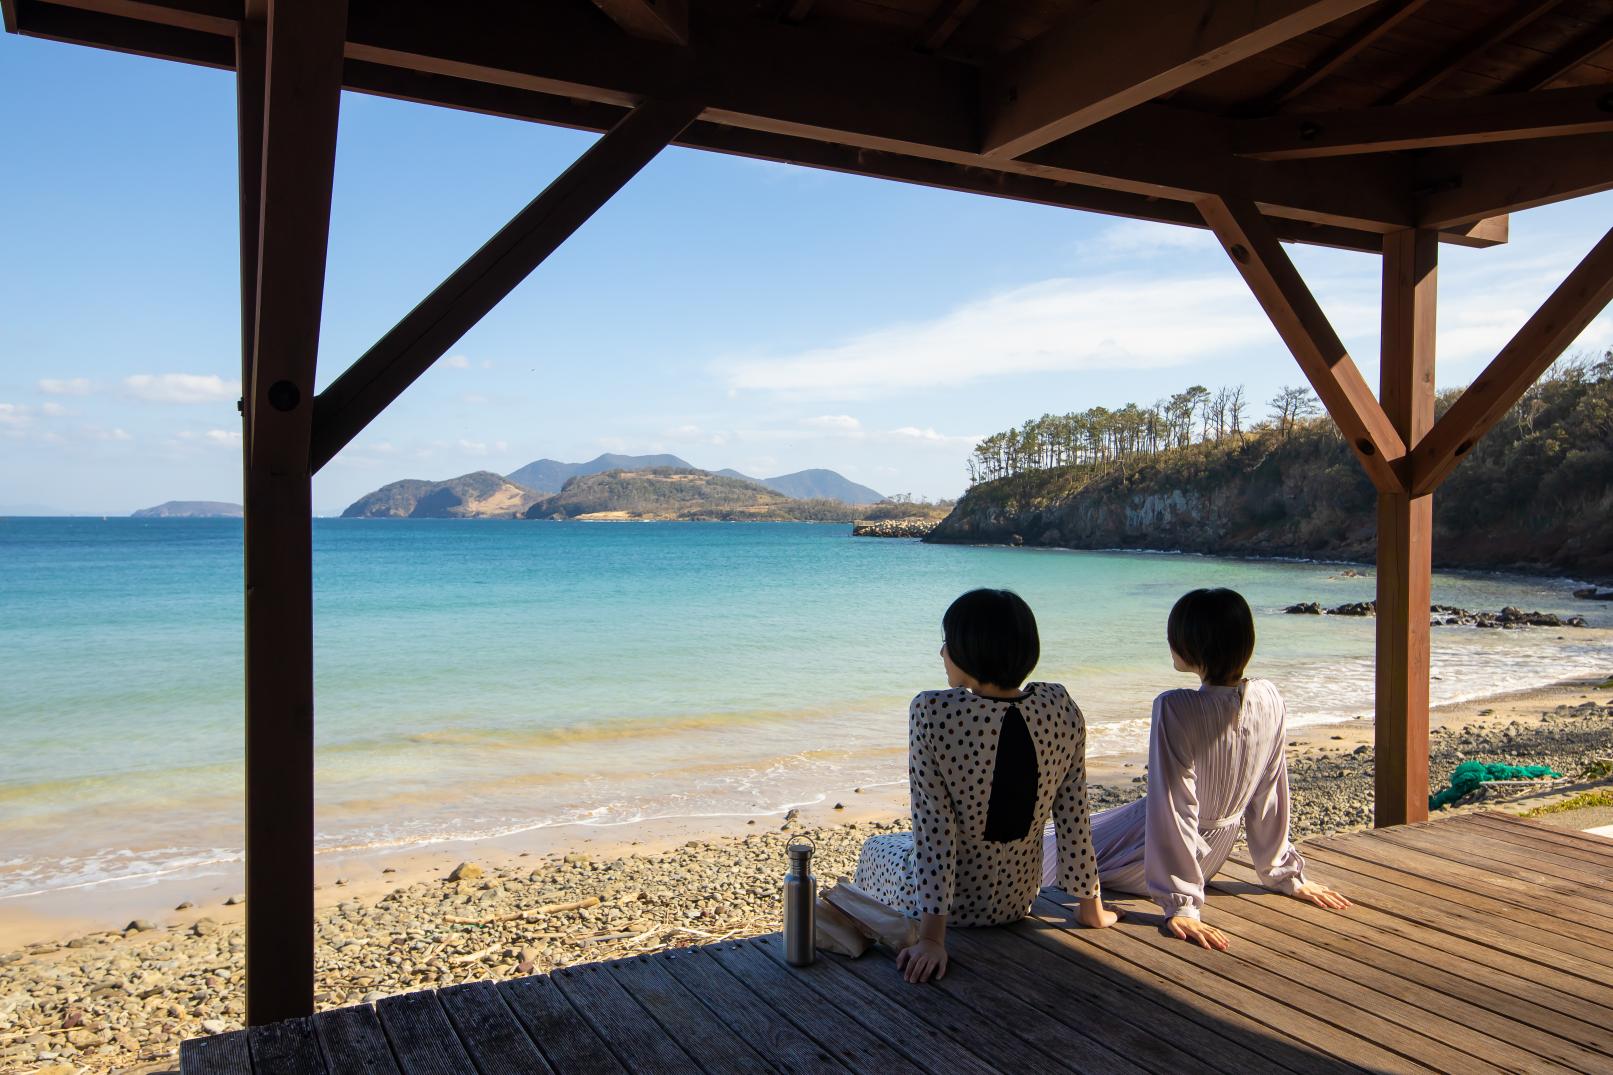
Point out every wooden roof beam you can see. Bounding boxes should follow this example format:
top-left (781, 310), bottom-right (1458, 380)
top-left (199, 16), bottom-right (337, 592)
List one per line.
top-left (588, 0), bottom-right (687, 46)
top-left (1499, 18), bottom-right (1613, 94)
top-left (1415, 133), bottom-right (1613, 228)
top-left (1409, 225), bottom-right (1613, 496)
top-left (1235, 85), bottom-right (1613, 160)
top-left (980, 0), bottom-right (1379, 159)
top-left (1378, 0), bottom-right (1564, 106)
top-left (310, 97), bottom-right (700, 472)
top-left (1254, 0), bottom-right (1435, 113)
top-left (917, 0), bottom-right (979, 53)
top-left (1198, 194), bottom-right (1407, 493)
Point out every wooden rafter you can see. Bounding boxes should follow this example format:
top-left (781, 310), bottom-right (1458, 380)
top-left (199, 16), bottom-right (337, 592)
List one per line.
top-left (310, 97), bottom-right (701, 472)
top-left (980, 0), bottom-right (1377, 159)
top-left (1254, 0), bottom-right (1434, 112)
top-left (589, 0), bottom-right (687, 45)
top-left (240, 0), bottom-right (347, 1028)
top-left (1234, 84), bottom-right (1613, 160)
top-left (1378, 0), bottom-right (1564, 106)
top-left (782, 0), bottom-right (815, 23)
top-left (1197, 194), bottom-right (1407, 493)
top-left (1499, 18), bottom-right (1613, 94)
top-left (1415, 133), bottom-right (1613, 228)
top-left (1408, 225), bottom-right (1613, 498)
top-left (917, 0), bottom-right (980, 53)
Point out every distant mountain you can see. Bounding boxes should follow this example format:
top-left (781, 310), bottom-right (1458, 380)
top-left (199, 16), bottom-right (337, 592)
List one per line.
top-left (506, 453), bottom-right (693, 494)
top-left (713, 467), bottom-right (883, 504)
top-left (341, 471), bottom-right (540, 519)
top-left (523, 467), bottom-right (892, 522)
top-left (132, 501), bottom-right (243, 518)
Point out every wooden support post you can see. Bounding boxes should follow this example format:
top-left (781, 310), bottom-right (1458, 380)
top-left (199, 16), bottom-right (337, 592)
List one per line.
top-left (1374, 229), bottom-right (1437, 828)
top-left (241, 0), bottom-right (346, 1027)
top-left (1196, 194), bottom-right (1407, 492)
top-left (309, 97), bottom-right (700, 472)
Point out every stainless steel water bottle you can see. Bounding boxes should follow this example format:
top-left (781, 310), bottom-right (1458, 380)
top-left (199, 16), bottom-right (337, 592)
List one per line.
top-left (782, 835), bottom-right (816, 966)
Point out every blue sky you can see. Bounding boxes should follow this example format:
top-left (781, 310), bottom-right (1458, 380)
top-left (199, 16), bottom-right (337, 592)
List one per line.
top-left (2, 33), bottom-right (1610, 514)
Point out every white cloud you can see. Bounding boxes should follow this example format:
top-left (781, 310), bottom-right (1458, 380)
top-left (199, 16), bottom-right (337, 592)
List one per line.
top-left (85, 426), bottom-right (133, 442)
top-left (40, 402), bottom-right (67, 417)
top-left (462, 393), bottom-right (490, 405)
top-left (177, 428), bottom-right (241, 447)
top-left (459, 439), bottom-right (488, 455)
top-left (887, 426), bottom-right (980, 445)
top-left (718, 274), bottom-right (1274, 399)
top-left (803, 414), bottom-right (860, 430)
top-left (38, 377), bottom-right (95, 396)
top-left (443, 355), bottom-right (471, 369)
top-left (1079, 220), bottom-right (1217, 260)
top-left (0, 403), bottom-right (30, 432)
top-left (124, 373), bottom-right (240, 404)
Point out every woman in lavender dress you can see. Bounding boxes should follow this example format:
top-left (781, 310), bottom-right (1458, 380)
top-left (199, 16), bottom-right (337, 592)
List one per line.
top-left (1043, 588), bottom-right (1350, 949)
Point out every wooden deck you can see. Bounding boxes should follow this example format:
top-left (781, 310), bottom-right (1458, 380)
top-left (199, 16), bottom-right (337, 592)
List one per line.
top-left (180, 812), bottom-right (1613, 1074)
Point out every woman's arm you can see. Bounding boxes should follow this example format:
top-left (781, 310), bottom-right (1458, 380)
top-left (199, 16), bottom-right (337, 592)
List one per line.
top-left (1144, 695), bottom-right (1216, 932)
top-left (1052, 698), bottom-right (1116, 928)
top-left (1245, 690), bottom-right (1350, 911)
top-left (897, 696), bottom-right (956, 982)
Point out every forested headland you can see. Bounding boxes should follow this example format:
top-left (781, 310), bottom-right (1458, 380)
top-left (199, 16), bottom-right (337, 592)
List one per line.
top-left (931, 353), bottom-right (1613, 583)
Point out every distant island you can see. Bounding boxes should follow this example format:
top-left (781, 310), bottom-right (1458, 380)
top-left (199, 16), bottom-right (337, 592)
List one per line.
top-left (928, 354), bottom-right (1613, 583)
top-left (341, 453), bottom-right (937, 523)
top-left (504, 453), bottom-right (884, 503)
top-left (132, 501), bottom-right (243, 518)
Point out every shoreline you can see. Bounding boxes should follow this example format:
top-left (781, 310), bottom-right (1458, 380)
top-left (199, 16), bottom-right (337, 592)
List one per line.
top-left (2, 674), bottom-right (1609, 1072)
top-left (3, 670), bottom-right (1606, 953)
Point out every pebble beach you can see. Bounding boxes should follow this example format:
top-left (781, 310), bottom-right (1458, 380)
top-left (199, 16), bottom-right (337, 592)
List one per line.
top-left (3, 675), bottom-right (1610, 1074)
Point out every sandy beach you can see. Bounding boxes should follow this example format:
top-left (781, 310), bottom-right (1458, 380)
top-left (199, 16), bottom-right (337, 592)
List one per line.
top-left (3, 672), bottom-right (1611, 1073)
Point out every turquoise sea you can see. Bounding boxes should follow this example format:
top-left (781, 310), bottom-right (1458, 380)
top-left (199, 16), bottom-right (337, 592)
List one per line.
top-left (1, 517), bottom-right (1609, 901)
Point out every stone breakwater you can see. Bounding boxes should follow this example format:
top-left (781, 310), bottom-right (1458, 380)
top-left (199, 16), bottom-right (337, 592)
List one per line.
top-left (1283, 601), bottom-right (1589, 628)
top-left (852, 519), bottom-right (936, 538)
top-left (4, 701), bottom-right (1611, 1073)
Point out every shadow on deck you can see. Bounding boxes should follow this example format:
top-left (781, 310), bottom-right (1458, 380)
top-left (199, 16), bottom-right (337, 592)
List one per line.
top-left (181, 812), bottom-right (1613, 1074)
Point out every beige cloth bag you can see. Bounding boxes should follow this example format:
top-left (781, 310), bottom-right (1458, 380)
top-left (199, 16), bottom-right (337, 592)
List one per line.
top-left (813, 880), bottom-right (919, 957)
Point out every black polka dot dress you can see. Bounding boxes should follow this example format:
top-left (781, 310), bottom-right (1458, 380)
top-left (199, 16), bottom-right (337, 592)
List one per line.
top-left (853, 682), bottom-right (1099, 928)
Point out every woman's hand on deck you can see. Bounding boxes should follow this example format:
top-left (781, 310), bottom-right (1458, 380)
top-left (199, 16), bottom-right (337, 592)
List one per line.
top-left (1076, 897), bottom-right (1121, 929)
top-left (1166, 916), bottom-right (1229, 951)
top-left (895, 938), bottom-right (948, 983)
top-left (1291, 882), bottom-right (1351, 910)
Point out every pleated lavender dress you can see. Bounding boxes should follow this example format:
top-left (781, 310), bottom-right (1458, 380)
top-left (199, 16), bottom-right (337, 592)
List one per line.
top-left (1041, 679), bottom-right (1307, 920)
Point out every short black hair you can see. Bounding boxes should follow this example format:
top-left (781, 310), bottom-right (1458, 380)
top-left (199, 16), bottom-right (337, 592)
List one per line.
top-left (1167, 588), bottom-right (1255, 685)
top-left (943, 589), bottom-right (1039, 689)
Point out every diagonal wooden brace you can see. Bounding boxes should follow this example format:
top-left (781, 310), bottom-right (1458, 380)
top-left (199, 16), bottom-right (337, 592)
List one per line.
top-left (310, 96), bottom-right (703, 473)
top-left (1409, 223), bottom-right (1613, 497)
top-left (1197, 194), bottom-right (1408, 493)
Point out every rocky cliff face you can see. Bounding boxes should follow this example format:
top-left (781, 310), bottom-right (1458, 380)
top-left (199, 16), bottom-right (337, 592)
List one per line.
top-left (341, 471), bottom-right (540, 518)
top-left (928, 421), bottom-right (1612, 582)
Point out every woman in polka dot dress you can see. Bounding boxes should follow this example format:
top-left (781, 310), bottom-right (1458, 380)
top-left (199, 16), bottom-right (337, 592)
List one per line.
top-left (853, 589), bottom-right (1118, 984)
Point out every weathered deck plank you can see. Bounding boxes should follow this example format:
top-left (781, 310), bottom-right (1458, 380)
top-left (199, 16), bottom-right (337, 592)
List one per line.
top-left (311, 1004), bottom-right (401, 1075)
top-left (550, 961), bottom-right (701, 1073)
top-left (436, 980), bottom-right (555, 1074)
top-left (374, 990), bottom-right (475, 1075)
top-left (605, 953), bottom-right (776, 1075)
top-left (1208, 870), bottom-right (1613, 1068)
top-left (180, 816), bottom-right (1613, 1075)
top-left (500, 974), bottom-right (630, 1075)
top-left (247, 1016), bottom-right (326, 1074)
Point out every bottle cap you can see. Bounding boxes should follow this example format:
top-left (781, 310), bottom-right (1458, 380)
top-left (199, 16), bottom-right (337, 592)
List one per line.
top-left (786, 834), bottom-right (815, 865)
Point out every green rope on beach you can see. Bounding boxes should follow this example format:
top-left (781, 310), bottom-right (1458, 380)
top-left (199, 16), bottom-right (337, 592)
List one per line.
top-left (1429, 760), bottom-right (1562, 810)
